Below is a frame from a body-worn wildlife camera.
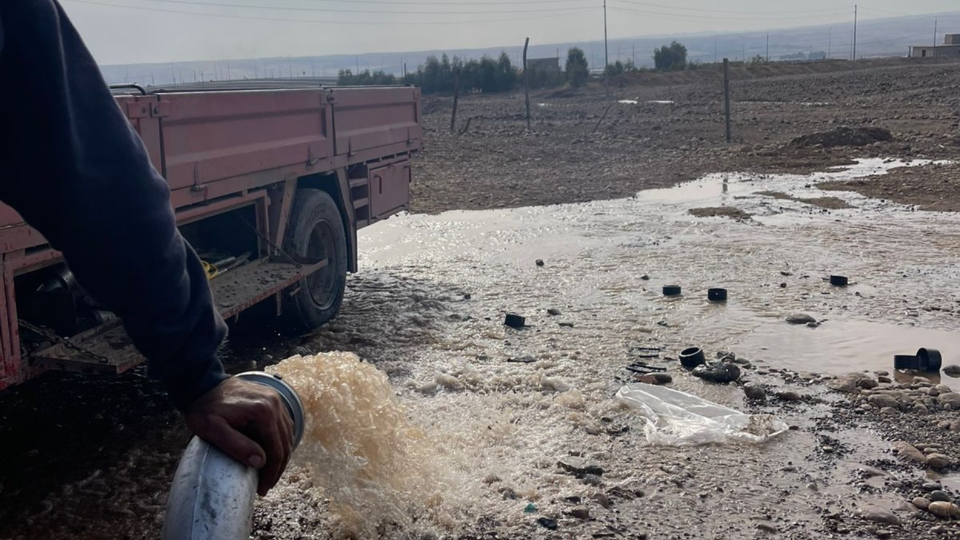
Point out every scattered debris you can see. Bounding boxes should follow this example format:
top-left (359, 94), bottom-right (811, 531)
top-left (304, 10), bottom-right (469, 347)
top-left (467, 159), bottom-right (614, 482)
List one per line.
top-left (504, 313), bottom-right (526, 329)
top-left (830, 275), bottom-right (849, 287)
top-left (547, 308), bottom-right (561, 316)
top-left (535, 259), bottom-right (545, 267)
top-left (692, 362), bottom-right (741, 384)
top-left (558, 456), bottom-right (604, 476)
top-left (663, 285), bottom-right (682, 297)
top-left (679, 347), bottom-right (706, 370)
top-left (786, 313), bottom-right (817, 325)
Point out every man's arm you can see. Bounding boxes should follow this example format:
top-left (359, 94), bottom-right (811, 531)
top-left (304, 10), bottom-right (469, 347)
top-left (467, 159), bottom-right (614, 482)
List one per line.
top-left (0, 1), bottom-right (291, 494)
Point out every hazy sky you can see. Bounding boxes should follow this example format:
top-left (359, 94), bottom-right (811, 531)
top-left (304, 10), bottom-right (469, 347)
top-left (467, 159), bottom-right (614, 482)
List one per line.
top-left (60, 0), bottom-right (957, 65)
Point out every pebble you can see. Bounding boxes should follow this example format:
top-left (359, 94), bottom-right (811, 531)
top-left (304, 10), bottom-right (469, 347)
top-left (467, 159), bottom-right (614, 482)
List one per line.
top-left (786, 313), bottom-right (817, 325)
top-left (913, 376), bottom-right (932, 385)
top-left (565, 507), bottom-right (590, 520)
top-left (861, 510), bottom-right (900, 526)
top-left (536, 517), bottom-right (558, 530)
top-left (878, 376), bottom-right (892, 383)
top-left (923, 482), bottom-right (942, 491)
top-left (547, 308), bottom-right (561, 316)
top-left (589, 491), bottom-right (612, 508)
top-left (435, 374), bottom-right (464, 391)
top-left (928, 501), bottom-right (960, 519)
top-left (535, 259), bottom-right (545, 267)
top-left (692, 362), bottom-right (741, 383)
top-left (893, 441), bottom-right (926, 463)
top-left (637, 373), bottom-right (673, 385)
top-left (937, 392), bottom-right (960, 408)
top-left (744, 384), bottom-right (767, 402)
top-left (913, 497), bottom-right (932, 510)
top-left (928, 387), bottom-right (942, 397)
top-left (857, 378), bottom-right (879, 390)
top-left (932, 525), bottom-right (948, 534)
top-left (943, 364), bottom-right (960, 376)
top-left (776, 390), bottom-right (802, 402)
top-left (925, 453), bottom-right (952, 469)
top-left (875, 370), bottom-right (889, 377)
top-left (261, 354), bottom-right (274, 363)
top-left (558, 456), bottom-right (604, 476)
top-left (756, 523), bottom-right (778, 533)
top-left (929, 491), bottom-right (951, 503)
top-left (875, 530), bottom-right (893, 540)
top-left (868, 394), bottom-right (900, 409)
top-left (581, 474), bottom-right (603, 486)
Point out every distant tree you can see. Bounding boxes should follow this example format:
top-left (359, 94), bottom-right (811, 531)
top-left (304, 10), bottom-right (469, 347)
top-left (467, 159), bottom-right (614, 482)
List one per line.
top-left (496, 52), bottom-right (518, 92)
top-left (604, 60), bottom-right (629, 77)
top-left (749, 55), bottom-right (767, 65)
top-left (565, 47), bottom-right (589, 88)
top-left (338, 69), bottom-right (397, 86)
top-left (653, 41), bottom-right (688, 71)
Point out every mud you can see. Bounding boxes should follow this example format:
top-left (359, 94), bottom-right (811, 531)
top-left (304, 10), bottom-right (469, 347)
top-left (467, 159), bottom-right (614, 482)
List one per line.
top-left (756, 190), bottom-right (854, 210)
top-left (791, 126), bottom-right (895, 148)
top-left (688, 206), bottom-right (753, 220)
top-left (2, 58), bottom-right (960, 540)
top-left (820, 161), bottom-right (960, 212)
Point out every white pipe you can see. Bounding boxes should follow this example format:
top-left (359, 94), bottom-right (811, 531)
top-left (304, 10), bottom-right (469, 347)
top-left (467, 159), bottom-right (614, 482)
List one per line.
top-left (161, 372), bottom-right (304, 540)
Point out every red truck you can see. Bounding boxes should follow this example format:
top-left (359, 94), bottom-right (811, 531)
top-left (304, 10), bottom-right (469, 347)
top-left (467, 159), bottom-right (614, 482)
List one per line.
top-left (0, 84), bottom-right (422, 390)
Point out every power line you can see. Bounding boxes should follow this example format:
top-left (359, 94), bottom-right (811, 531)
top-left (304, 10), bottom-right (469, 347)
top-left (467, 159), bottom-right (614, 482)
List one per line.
top-left (66, 0), bottom-right (597, 24)
top-left (613, 0), bottom-right (850, 17)
top-left (103, 0), bottom-right (596, 15)
top-left (607, 4), bottom-right (853, 23)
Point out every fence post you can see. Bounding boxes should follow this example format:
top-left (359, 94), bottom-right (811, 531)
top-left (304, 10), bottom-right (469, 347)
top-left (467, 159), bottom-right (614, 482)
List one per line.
top-left (723, 58), bottom-right (732, 143)
top-left (450, 75), bottom-right (459, 133)
top-left (523, 37), bottom-right (531, 131)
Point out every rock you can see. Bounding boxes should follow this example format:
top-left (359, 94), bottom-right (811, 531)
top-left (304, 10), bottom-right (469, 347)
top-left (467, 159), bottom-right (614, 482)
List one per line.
top-left (558, 456), bottom-right (604, 476)
top-left (435, 374), bottom-right (464, 391)
top-left (744, 384), bottom-right (767, 402)
top-left (535, 259), bottom-right (545, 267)
top-left (692, 362), bottom-right (741, 383)
top-left (875, 370), bottom-right (889, 376)
top-left (786, 313), bottom-right (817, 325)
top-left (943, 364), bottom-right (960, 376)
top-left (937, 393), bottom-right (960, 408)
top-left (861, 510), bottom-right (900, 526)
top-left (928, 387), bottom-right (941, 397)
top-left (928, 502), bottom-right (960, 519)
top-left (776, 390), bottom-right (802, 402)
top-left (416, 382), bottom-right (439, 395)
top-left (868, 394), bottom-right (900, 409)
top-left (581, 474), bottom-right (603, 486)
top-left (463, 293), bottom-right (472, 300)
top-left (893, 441), bottom-right (926, 463)
top-left (923, 482), bottom-right (942, 491)
top-left (756, 523), bottom-right (778, 533)
top-left (913, 497), bottom-right (932, 510)
top-left (483, 474), bottom-right (501, 484)
top-left (547, 308), bottom-right (561, 316)
top-left (504, 313), bottom-right (526, 329)
top-left (640, 274), bottom-right (650, 281)
top-left (878, 376), bottom-right (892, 384)
top-left (559, 322), bottom-right (575, 328)
top-left (858, 378), bottom-right (879, 390)
top-left (589, 491), bottom-right (612, 508)
top-left (880, 406), bottom-right (898, 415)
top-left (913, 376), bottom-right (932, 385)
top-left (925, 453), bottom-right (952, 469)
top-left (565, 507), bottom-right (590, 520)
top-left (929, 491), bottom-right (951, 503)
top-left (536, 517), bottom-right (558, 530)
top-left (931, 525), bottom-right (948, 534)
top-left (637, 373), bottom-right (673, 385)
top-left (261, 354), bottom-right (274, 363)
top-left (292, 346), bottom-right (310, 356)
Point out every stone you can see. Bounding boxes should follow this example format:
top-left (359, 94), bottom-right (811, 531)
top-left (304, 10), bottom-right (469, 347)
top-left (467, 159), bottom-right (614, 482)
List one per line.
top-left (640, 274), bottom-right (650, 281)
top-left (928, 502), bottom-right (960, 519)
top-left (786, 313), bottom-right (817, 325)
top-left (943, 364), bottom-right (960, 376)
top-left (892, 441), bottom-right (926, 463)
top-left (581, 474), bottom-right (603, 486)
top-left (868, 394), bottom-right (900, 409)
top-left (547, 308), bottom-right (561, 316)
top-left (928, 387), bottom-right (942, 397)
top-left (913, 497), bottom-right (932, 510)
top-left (925, 453), bottom-right (952, 469)
top-left (874, 530), bottom-right (893, 540)
top-left (637, 373), bottom-right (672, 385)
top-left (535, 259), bottom-right (545, 267)
top-left (913, 376), bottom-right (932, 385)
top-left (558, 456), bottom-right (604, 476)
top-left (756, 523), bottom-right (778, 533)
top-left (691, 362), bottom-right (741, 383)
top-left (504, 313), bottom-right (526, 329)
top-left (536, 517), bottom-right (558, 530)
top-left (565, 507), bottom-right (590, 520)
top-left (878, 376), bottom-right (892, 383)
top-left (776, 390), bottom-right (802, 402)
top-left (589, 491), bottom-right (612, 508)
top-left (929, 491), bottom-right (951, 503)
top-left (937, 393), bottom-right (960, 408)
top-left (861, 510), bottom-right (900, 526)
top-left (875, 370), bottom-right (889, 377)
top-left (744, 385), bottom-right (767, 402)
top-left (858, 378), bottom-right (879, 390)
top-left (922, 482), bottom-right (942, 491)
top-left (261, 354), bottom-right (274, 363)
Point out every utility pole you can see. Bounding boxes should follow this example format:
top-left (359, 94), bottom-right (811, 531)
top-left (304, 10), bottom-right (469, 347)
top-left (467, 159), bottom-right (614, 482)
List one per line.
top-left (288, 57), bottom-right (294, 78)
top-left (766, 33), bottom-right (769, 62)
top-left (603, 0), bottom-right (609, 68)
top-left (852, 4), bottom-right (858, 61)
top-left (723, 58), bottom-right (731, 143)
top-left (355, 56), bottom-right (360, 74)
top-left (714, 35), bottom-right (718, 63)
top-left (828, 27), bottom-right (832, 59)
top-left (632, 43), bottom-right (636, 67)
top-left (226, 59), bottom-right (231, 80)
top-left (933, 17), bottom-right (938, 57)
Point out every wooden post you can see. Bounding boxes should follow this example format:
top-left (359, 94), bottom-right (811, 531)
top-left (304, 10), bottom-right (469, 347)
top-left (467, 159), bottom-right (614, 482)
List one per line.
top-left (450, 75), bottom-right (460, 133)
top-left (523, 37), bottom-right (531, 131)
top-left (723, 58), bottom-right (732, 143)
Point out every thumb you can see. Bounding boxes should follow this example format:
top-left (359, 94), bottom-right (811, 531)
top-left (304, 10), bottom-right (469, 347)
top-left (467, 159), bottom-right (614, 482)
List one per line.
top-left (200, 416), bottom-right (267, 469)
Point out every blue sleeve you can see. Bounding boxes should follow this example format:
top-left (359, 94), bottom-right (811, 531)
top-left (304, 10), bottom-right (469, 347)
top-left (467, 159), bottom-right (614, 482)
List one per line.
top-left (0, 0), bottom-right (228, 409)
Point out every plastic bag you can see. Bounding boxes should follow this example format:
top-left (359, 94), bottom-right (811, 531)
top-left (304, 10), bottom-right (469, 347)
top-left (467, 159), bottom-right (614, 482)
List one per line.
top-left (615, 383), bottom-right (788, 446)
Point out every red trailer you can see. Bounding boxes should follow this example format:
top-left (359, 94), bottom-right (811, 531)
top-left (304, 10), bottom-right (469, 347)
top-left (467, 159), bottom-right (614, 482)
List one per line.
top-left (0, 84), bottom-right (422, 390)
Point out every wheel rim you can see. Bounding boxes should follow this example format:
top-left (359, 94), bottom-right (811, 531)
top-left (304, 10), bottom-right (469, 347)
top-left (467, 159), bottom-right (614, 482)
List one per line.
top-left (305, 219), bottom-right (338, 310)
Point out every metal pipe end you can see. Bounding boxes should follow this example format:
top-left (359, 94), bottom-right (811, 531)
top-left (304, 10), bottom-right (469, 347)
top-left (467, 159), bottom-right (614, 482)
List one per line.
top-left (236, 371), bottom-right (305, 448)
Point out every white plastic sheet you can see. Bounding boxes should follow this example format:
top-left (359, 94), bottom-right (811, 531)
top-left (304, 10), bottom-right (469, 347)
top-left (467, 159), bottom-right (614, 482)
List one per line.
top-left (615, 383), bottom-right (788, 446)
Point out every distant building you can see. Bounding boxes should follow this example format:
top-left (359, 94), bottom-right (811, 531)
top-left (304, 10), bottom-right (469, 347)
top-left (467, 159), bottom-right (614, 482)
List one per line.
top-left (525, 57), bottom-right (561, 75)
top-left (910, 34), bottom-right (960, 57)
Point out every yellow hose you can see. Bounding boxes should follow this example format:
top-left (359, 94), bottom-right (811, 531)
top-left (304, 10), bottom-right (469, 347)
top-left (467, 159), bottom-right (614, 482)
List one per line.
top-left (201, 261), bottom-right (219, 280)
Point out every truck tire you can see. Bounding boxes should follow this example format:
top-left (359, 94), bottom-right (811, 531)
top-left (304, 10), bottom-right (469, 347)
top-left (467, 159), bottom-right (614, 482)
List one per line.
top-left (282, 189), bottom-right (347, 331)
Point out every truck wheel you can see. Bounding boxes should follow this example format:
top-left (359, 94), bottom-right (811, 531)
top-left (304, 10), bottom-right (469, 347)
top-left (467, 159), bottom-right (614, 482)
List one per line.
top-left (282, 189), bottom-right (347, 331)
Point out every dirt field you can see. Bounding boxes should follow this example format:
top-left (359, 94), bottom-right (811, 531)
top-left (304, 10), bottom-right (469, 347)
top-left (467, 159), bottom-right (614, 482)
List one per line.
top-left (3, 57), bottom-right (960, 540)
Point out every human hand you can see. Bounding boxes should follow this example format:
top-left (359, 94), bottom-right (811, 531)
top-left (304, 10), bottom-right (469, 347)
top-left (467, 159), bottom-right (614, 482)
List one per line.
top-left (183, 377), bottom-right (295, 496)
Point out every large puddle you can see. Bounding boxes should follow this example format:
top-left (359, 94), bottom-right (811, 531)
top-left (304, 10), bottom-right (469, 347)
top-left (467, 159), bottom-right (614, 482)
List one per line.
top-left (361, 159), bottom-right (960, 379)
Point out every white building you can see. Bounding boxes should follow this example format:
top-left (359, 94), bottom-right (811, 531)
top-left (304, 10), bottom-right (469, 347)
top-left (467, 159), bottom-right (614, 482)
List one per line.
top-left (910, 34), bottom-right (960, 57)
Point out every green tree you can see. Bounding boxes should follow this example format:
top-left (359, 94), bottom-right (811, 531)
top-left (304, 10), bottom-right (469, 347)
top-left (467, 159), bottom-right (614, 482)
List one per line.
top-left (565, 47), bottom-right (589, 88)
top-left (653, 41), bottom-right (688, 71)
top-left (604, 60), bottom-right (626, 77)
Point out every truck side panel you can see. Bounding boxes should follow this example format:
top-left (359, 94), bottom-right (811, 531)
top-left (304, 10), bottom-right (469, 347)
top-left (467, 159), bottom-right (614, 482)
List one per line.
top-left (330, 87), bottom-right (422, 157)
top-left (161, 90), bottom-right (332, 193)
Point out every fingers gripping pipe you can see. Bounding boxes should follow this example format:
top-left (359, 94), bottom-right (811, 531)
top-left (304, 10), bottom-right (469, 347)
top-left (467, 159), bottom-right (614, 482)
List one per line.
top-left (161, 372), bottom-right (305, 540)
